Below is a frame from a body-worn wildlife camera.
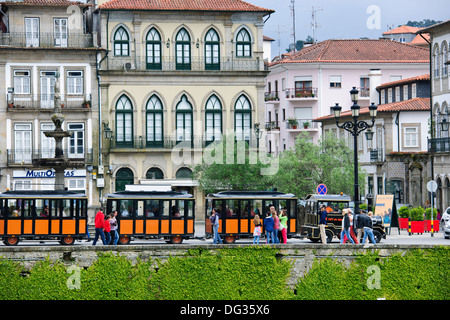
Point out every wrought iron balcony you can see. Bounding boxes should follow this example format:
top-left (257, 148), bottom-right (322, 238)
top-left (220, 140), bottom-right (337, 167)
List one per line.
top-left (7, 94), bottom-right (92, 110)
top-left (370, 148), bottom-right (384, 162)
top-left (0, 32), bottom-right (94, 48)
top-left (428, 137), bottom-right (450, 153)
top-left (7, 149), bottom-right (93, 166)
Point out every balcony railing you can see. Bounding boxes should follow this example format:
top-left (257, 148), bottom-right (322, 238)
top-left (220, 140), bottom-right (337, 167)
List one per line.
top-left (110, 135), bottom-right (211, 150)
top-left (7, 94), bottom-right (91, 110)
top-left (284, 88), bottom-right (318, 99)
top-left (370, 149), bottom-right (384, 162)
top-left (104, 56), bottom-right (262, 72)
top-left (285, 119), bottom-right (317, 130)
top-left (7, 148), bottom-right (93, 166)
top-left (428, 137), bottom-right (450, 153)
top-left (265, 91), bottom-right (280, 101)
top-left (0, 32), bottom-right (94, 48)
top-left (357, 87), bottom-right (370, 98)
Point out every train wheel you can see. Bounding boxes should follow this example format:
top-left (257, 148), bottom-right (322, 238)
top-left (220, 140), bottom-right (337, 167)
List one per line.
top-left (224, 235), bottom-right (236, 244)
top-left (118, 235), bottom-right (131, 245)
top-left (60, 236), bottom-right (75, 245)
top-left (326, 230), bottom-right (334, 243)
top-left (4, 236), bottom-right (19, 246)
top-left (169, 235), bottom-right (183, 244)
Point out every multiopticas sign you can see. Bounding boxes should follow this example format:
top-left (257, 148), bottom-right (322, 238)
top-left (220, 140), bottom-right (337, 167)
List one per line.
top-left (13, 169), bottom-right (86, 179)
top-left (26, 170), bottom-right (75, 178)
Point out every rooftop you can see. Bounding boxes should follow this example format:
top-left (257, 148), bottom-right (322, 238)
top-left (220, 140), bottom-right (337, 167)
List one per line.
top-left (376, 74), bottom-right (430, 90)
top-left (1, 0), bottom-right (91, 6)
top-left (382, 25), bottom-right (422, 35)
top-left (98, 0), bottom-right (274, 13)
top-left (314, 97), bottom-right (431, 122)
top-left (270, 39), bottom-right (429, 66)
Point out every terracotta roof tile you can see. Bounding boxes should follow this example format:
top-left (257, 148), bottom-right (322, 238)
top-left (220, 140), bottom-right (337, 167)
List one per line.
top-left (382, 25), bottom-right (421, 35)
top-left (314, 98), bottom-right (430, 121)
top-left (3, 0), bottom-right (91, 6)
top-left (270, 39), bottom-right (429, 66)
top-left (377, 74), bottom-right (430, 89)
top-left (99, 0), bottom-right (274, 13)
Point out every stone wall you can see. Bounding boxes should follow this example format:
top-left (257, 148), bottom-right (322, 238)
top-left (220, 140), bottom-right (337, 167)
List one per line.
top-left (0, 244), bottom-right (438, 289)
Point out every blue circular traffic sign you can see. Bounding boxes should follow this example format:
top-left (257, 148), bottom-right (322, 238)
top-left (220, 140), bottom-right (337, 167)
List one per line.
top-left (317, 184), bottom-right (327, 195)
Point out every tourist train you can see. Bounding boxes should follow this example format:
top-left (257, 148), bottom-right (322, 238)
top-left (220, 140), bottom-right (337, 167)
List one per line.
top-left (0, 189), bottom-right (385, 246)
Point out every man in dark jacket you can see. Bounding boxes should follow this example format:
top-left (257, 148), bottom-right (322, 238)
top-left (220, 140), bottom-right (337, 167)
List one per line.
top-left (361, 211), bottom-right (376, 244)
top-left (319, 205), bottom-right (328, 244)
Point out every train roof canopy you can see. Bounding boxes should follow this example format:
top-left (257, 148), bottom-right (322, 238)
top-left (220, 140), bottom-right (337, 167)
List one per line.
top-left (305, 194), bottom-right (351, 202)
top-left (0, 190), bottom-right (87, 198)
top-left (105, 191), bottom-right (193, 199)
top-left (207, 191), bottom-right (297, 198)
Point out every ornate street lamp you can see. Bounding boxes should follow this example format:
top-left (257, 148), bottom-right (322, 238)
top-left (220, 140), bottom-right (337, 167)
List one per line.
top-left (332, 87), bottom-right (378, 215)
top-left (440, 118), bottom-right (449, 132)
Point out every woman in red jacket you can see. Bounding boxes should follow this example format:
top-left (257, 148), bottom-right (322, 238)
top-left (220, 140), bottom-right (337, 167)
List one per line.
top-left (103, 215), bottom-right (112, 245)
top-left (92, 207), bottom-right (107, 245)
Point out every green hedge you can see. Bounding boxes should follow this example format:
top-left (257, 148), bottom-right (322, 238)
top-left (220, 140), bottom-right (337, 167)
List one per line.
top-left (0, 247), bottom-right (449, 300)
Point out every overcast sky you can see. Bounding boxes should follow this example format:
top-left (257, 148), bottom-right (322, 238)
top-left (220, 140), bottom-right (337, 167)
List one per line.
top-left (253, 0), bottom-right (450, 58)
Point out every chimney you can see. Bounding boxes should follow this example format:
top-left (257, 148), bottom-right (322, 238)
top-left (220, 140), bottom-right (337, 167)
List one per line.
top-left (368, 69), bottom-right (382, 105)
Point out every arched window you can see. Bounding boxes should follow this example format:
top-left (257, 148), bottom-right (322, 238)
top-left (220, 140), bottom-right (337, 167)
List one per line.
top-left (146, 28), bottom-right (162, 70)
top-left (434, 44), bottom-right (440, 79)
top-left (442, 42), bottom-right (448, 77)
top-left (235, 95), bottom-right (251, 141)
top-left (146, 95), bottom-right (163, 147)
top-left (205, 28), bottom-right (220, 70)
top-left (146, 167), bottom-right (164, 179)
top-left (115, 168), bottom-right (134, 191)
top-left (236, 28), bottom-right (251, 57)
top-left (114, 27), bottom-right (130, 56)
top-left (176, 167), bottom-right (193, 179)
top-left (205, 95), bottom-right (222, 144)
top-left (115, 95), bottom-right (133, 147)
top-left (176, 28), bottom-right (191, 70)
top-left (440, 103), bottom-right (449, 139)
top-left (176, 95), bottom-right (193, 144)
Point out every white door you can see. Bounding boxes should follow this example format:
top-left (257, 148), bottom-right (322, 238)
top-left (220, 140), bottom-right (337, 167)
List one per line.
top-left (14, 124), bottom-right (32, 164)
top-left (54, 18), bottom-right (68, 47)
top-left (40, 71), bottom-right (56, 109)
top-left (25, 18), bottom-right (39, 47)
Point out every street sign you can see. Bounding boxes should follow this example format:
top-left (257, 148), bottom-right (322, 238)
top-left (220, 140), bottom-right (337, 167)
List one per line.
top-left (317, 184), bottom-right (327, 195)
top-left (427, 180), bottom-right (438, 193)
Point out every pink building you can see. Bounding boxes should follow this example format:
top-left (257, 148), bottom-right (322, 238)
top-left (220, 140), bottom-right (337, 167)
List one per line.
top-left (264, 39), bottom-right (429, 155)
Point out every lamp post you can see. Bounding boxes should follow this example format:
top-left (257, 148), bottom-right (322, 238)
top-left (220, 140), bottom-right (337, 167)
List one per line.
top-left (332, 87), bottom-right (378, 215)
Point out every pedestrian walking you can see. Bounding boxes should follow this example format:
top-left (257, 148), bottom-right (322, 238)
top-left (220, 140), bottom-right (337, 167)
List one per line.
top-left (92, 207), bottom-right (107, 245)
top-left (253, 214), bottom-right (262, 244)
top-left (340, 209), bottom-right (355, 244)
top-left (103, 214), bottom-right (112, 244)
top-left (361, 211), bottom-right (377, 244)
top-left (109, 210), bottom-right (118, 245)
top-left (319, 205), bottom-right (328, 244)
top-left (210, 208), bottom-right (222, 244)
top-left (279, 208), bottom-right (288, 244)
top-left (271, 206), bottom-right (280, 243)
top-left (264, 211), bottom-right (275, 244)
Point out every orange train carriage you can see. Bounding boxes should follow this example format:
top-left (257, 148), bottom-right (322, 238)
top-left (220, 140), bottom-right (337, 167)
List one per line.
top-left (0, 190), bottom-right (88, 246)
top-left (205, 191), bottom-right (299, 244)
top-left (105, 190), bottom-right (195, 244)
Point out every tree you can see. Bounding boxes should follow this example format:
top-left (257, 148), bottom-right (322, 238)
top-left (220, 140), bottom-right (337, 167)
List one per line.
top-left (270, 132), bottom-right (366, 198)
top-left (192, 135), bottom-right (275, 194)
top-left (404, 19), bottom-right (442, 28)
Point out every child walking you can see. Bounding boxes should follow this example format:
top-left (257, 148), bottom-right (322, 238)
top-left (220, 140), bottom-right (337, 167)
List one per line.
top-left (253, 215), bottom-right (262, 244)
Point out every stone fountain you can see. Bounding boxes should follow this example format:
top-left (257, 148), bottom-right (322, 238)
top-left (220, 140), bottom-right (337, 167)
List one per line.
top-left (32, 73), bottom-right (85, 190)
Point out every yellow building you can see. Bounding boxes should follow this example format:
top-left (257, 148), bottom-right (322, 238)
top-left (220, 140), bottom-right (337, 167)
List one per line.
top-left (96, 0), bottom-right (273, 217)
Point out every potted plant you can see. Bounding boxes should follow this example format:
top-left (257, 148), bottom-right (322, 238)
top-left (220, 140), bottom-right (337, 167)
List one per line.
top-left (303, 121), bottom-right (310, 129)
top-left (82, 100), bottom-right (91, 108)
top-left (424, 207), bottom-right (439, 232)
top-left (398, 205), bottom-right (410, 230)
top-left (288, 118), bottom-right (298, 129)
top-left (410, 206), bottom-right (425, 234)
